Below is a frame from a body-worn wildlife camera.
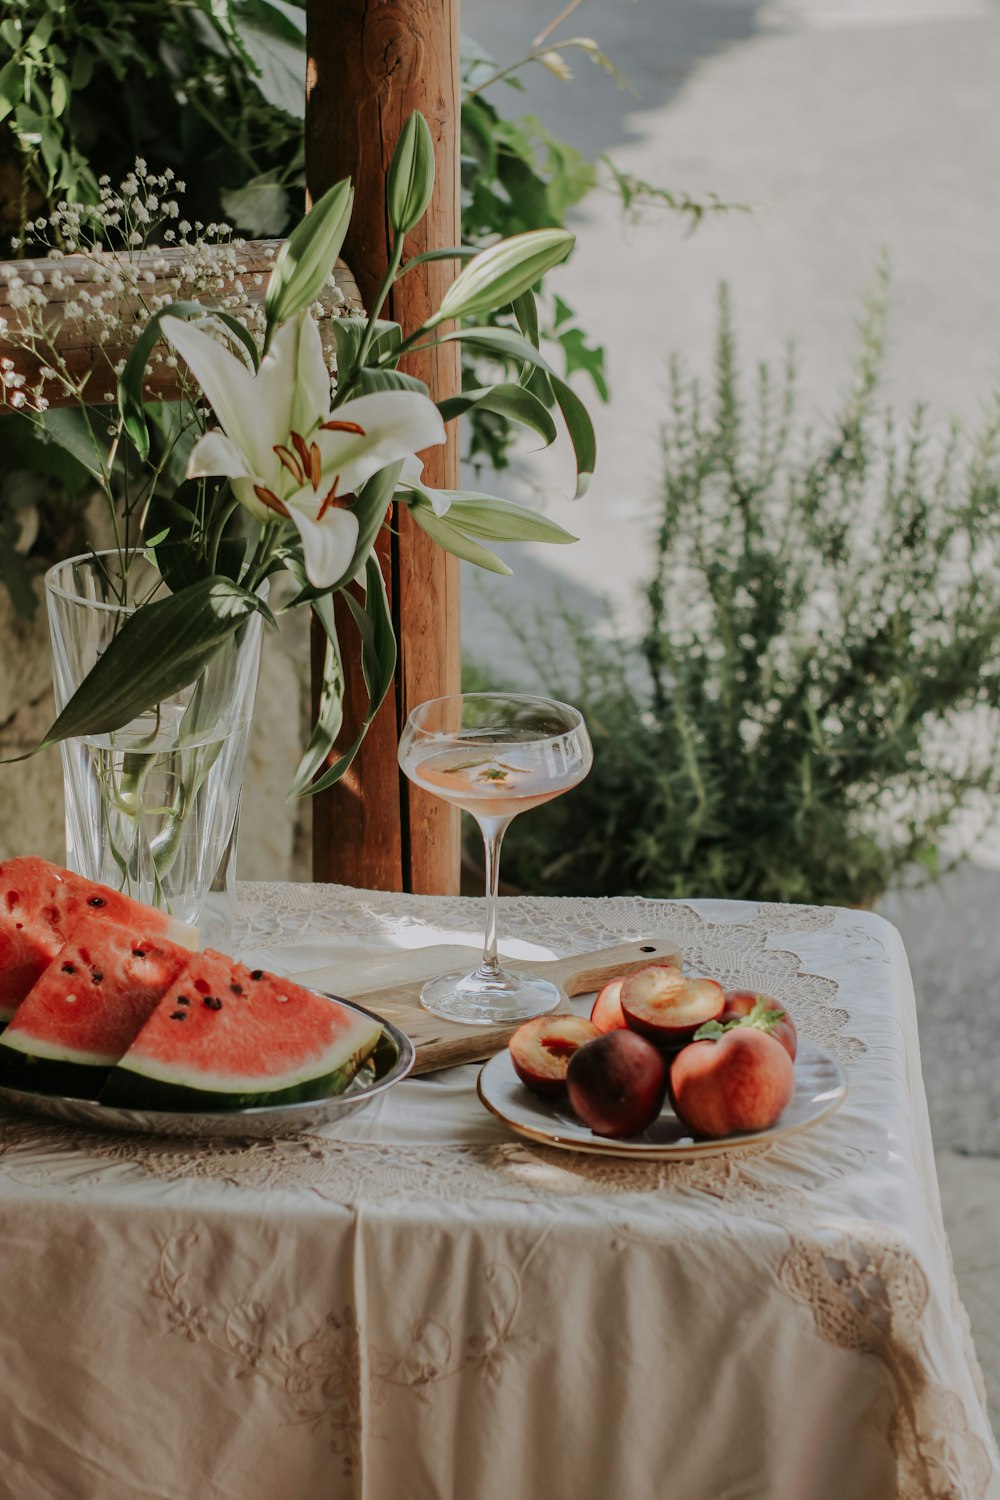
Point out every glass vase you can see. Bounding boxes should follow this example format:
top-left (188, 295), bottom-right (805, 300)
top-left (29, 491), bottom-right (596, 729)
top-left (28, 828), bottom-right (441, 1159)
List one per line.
top-left (45, 551), bottom-right (265, 944)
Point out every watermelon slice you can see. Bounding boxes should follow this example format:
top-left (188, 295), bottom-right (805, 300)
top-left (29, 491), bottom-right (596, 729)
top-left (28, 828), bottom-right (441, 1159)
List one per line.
top-left (0, 919), bottom-right (192, 1097)
top-left (101, 952), bottom-right (384, 1111)
top-left (0, 857), bottom-right (197, 1023)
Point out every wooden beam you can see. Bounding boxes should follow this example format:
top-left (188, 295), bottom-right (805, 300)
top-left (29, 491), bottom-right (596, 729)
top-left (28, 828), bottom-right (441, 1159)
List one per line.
top-left (306, 0), bottom-right (462, 895)
top-left (0, 245), bottom-right (362, 408)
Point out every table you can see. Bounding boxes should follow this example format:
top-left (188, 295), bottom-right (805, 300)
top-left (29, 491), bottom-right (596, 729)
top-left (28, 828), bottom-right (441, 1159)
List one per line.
top-left (0, 883), bottom-right (997, 1500)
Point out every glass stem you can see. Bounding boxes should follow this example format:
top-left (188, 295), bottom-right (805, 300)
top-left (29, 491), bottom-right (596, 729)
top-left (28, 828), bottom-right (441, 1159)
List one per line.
top-left (478, 815), bottom-right (511, 981)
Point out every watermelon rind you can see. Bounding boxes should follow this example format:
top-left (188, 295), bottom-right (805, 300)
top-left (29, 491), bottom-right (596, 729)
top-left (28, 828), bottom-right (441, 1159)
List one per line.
top-left (0, 1051), bottom-right (111, 1101)
top-left (99, 1037), bottom-right (380, 1112)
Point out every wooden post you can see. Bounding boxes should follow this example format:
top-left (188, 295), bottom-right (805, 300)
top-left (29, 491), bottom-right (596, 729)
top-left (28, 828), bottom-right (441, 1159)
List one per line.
top-left (306, 0), bottom-right (462, 894)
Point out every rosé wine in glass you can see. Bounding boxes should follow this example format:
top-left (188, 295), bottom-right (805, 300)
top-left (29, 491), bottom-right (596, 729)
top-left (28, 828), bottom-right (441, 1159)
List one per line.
top-left (399, 693), bottom-right (593, 1025)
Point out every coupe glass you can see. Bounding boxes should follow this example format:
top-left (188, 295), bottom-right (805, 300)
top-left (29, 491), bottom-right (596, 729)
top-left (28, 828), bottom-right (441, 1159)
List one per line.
top-left (399, 693), bottom-right (593, 1025)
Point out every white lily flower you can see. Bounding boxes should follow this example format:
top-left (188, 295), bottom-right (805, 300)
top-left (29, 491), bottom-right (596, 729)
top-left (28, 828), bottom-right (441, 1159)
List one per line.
top-left (161, 311), bottom-right (446, 588)
top-left (397, 455), bottom-right (454, 518)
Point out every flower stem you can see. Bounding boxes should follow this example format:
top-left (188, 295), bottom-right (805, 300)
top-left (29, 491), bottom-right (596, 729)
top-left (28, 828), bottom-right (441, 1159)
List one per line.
top-left (337, 234), bottom-right (407, 401)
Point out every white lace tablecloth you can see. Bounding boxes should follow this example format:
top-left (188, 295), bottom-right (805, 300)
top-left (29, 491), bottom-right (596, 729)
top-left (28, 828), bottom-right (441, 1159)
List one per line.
top-left (0, 883), bottom-right (997, 1500)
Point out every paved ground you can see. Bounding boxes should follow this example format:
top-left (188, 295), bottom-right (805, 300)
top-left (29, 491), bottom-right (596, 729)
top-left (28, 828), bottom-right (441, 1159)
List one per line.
top-left (462, 0), bottom-right (1000, 1435)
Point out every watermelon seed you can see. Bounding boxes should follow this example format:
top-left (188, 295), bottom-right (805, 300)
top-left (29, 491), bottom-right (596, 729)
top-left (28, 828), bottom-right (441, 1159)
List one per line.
top-left (276, 995), bottom-right (289, 1004)
top-left (229, 983), bottom-right (243, 995)
top-left (169, 1011), bottom-right (188, 1021)
top-left (203, 996), bottom-right (223, 1011)
top-left (91, 971), bottom-right (103, 985)
top-left (87, 896), bottom-right (106, 908)
top-left (132, 948), bottom-right (147, 958)
top-left (250, 970), bottom-right (264, 981)
top-left (61, 962), bottom-right (75, 975)
top-left (65, 994), bottom-right (76, 1004)
top-left (176, 995), bottom-right (190, 1006)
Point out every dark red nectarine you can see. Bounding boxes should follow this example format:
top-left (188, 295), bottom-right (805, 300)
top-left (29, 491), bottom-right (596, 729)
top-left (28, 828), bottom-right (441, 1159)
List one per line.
top-left (566, 1030), bottom-right (667, 1138)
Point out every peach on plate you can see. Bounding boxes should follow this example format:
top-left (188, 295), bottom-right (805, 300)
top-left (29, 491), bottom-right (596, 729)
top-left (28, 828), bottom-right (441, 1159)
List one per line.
top-left (590, 977), bottom-right (627, 1033)
top-left (668, 1027), bottom-right (795, 1138)
top-left (720, 990), bottom-right (797, 1060)
top-left (620, 965), bottom-right (724, 1048)
top-left (509, 1015), bottom-right (600, 1097)
top-left (566, 1030), bottom-right (667, 1139)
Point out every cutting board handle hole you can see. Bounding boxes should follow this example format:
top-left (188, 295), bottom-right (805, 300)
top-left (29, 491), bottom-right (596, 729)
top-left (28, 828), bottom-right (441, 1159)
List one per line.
top-left (640, 945), bottom-right (656, 953)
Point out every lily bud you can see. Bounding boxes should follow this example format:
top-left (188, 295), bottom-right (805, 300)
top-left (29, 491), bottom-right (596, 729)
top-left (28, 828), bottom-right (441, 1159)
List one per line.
top-left (387, 112), bottom-right (436, 236)
top-left (430, 229), bottom-right (575, 325)
top-left (265, 178), bottom-right (355, 339)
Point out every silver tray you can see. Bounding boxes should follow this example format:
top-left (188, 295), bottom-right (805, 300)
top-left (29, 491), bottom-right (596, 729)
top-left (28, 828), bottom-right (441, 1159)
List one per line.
top-left (0, 998), bottom-right (415, 1140)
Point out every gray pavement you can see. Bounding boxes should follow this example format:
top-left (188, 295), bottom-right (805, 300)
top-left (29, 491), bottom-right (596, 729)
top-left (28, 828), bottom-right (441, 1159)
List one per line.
top-left (462, 0), bottom-right (1000, 1433)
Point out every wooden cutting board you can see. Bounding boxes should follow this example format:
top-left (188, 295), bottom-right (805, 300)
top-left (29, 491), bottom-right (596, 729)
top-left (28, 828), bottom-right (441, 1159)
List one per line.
top-left (293, 936), bottom-right (683, 1074)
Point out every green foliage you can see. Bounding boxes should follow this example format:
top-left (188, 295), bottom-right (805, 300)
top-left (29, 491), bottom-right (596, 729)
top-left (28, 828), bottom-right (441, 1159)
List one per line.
top-left (485, 280), bottom-right (1000, 906)
top-left (0, 0), bottom-right (306, 240)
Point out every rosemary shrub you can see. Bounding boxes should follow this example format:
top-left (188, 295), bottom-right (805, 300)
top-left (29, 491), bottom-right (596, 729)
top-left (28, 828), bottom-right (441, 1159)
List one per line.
top-left (490, 280), bottom-right (1000, 905)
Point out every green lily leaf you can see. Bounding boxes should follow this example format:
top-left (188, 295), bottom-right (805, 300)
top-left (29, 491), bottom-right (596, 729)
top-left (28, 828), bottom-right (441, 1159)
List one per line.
top-left (512, 289), bottom-right (540, 349)
top-left (437, 382), bottom-right (557, 446)
top-left (353, 367), bottom-right (429, 397)
top-left (331, 315), bottom-right (365, 379)
top-left (34, 577), bottom-right (275, 751)
top-left (407, 498), bottom-right (512, 575)
top-left (291, 592), bottom-right (345, 796)
top-left (434, 325), bottom-right (596, 496)
top-left (549, 372), bottom-right (596, 498)
top-left (387, 110), bottom-right (436, 236)
top-left (431, 229), bottom-right (574, 325)
top-left (264, 177), bottom-right (354, 341)
top-left (439, 494), bottom-right (577, 545)
top-left (340, 459), bottom-right (404, 588)
top-left (297, 556), bottom-right (397, 796)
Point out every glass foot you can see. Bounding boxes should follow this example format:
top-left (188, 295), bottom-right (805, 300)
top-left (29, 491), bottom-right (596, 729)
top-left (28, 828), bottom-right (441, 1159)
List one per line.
top-left (419, 968), bottom-right (563, 1027)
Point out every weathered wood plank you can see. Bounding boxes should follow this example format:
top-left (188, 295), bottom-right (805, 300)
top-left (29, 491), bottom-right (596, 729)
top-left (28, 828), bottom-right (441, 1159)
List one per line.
top-left (0, 244), bottom-right (362, 408)
top-left (306, 0), bottom-right (462, 895)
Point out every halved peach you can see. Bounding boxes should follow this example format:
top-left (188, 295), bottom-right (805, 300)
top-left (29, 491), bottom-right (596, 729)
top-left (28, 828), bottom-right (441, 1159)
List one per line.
top-left (509, 1015), bottom-right (601, 1097)
top-left (620, 966), bottom-right (724, 1048)
top-left (590, 978), bottom-right (627, 1033)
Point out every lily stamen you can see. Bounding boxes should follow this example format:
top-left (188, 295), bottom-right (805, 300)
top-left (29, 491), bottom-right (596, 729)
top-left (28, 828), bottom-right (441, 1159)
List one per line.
top-left (320, 419), bottom-right (367, 436)
top-left (254, 484), bottom-right (290, 518)
top-left (317, 476), bottom-right (342, 520)
top-left (310, 443), bottom-right (322, 491)
top-left (273, 444), bottom-right (305, 486)
top-left (290, 431), bottom-right (312, 474)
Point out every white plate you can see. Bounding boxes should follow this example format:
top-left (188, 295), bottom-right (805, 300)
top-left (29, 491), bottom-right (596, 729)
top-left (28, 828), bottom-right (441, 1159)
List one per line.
top-left (477, 1037), bottom-right (848, 1160)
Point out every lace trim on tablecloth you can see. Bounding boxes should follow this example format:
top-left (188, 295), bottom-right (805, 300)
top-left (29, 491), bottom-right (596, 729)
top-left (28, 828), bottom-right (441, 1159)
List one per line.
top-left (234, 883), bottom-right (864, 1063)
top-left (781, 1231), bottom-right (995, 1499)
